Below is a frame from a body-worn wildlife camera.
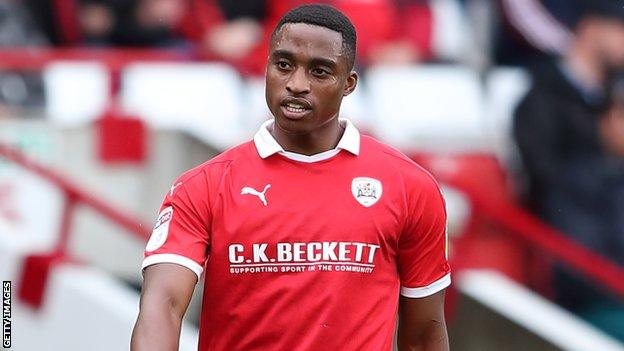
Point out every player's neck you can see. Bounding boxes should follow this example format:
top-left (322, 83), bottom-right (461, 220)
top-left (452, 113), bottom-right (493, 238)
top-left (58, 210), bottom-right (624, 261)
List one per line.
top-left (271, 118), bottom-right (344, 156)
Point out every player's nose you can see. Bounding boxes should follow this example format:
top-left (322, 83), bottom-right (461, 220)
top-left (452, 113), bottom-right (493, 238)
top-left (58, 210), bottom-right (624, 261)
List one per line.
top-left (286, 67), bottom-right (310, 95)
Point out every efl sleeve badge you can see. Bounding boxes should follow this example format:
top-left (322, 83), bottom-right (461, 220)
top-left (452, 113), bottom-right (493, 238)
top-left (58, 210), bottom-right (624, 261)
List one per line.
top-left (146, 206), bottom-right (173, 252)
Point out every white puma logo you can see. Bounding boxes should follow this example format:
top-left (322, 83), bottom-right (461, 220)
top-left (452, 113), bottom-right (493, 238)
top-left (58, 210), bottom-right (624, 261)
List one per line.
top-left (169, 182), bottom-right (183, 196)
top-left (241, 184), bottom-right (271, 206)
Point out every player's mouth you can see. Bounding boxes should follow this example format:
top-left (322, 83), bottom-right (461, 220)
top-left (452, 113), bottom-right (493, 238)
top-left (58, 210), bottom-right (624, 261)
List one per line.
top-left (280, 98), bottom-right (312, 120)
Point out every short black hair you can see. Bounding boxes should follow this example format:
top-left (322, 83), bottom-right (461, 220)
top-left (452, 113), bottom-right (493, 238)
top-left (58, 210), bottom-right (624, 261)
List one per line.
top-left (569, 0), bottom-right (624, 29)
top-left (271, 4), bottom-right (357, 70)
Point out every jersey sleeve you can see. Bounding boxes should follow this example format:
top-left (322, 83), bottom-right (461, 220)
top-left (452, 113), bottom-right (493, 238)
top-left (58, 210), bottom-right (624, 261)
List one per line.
top-left (142, 172), bottom-right (212, 282)
top-left (398, 172), bottom-right (450, 298)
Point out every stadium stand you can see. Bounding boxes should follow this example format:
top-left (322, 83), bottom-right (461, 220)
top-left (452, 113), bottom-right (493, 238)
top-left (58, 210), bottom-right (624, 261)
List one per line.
top-left (44, 62), bottom-right (110, 125)
top-left (453, 270), bottom-right (623, 351)
top-left (483, 67), bottom-right (532, 162)
top-left (1, 50), bottom-right (623, 349)
top-left (368, 65), bottom-right (486, 151)
top-left (121, 63), bottom-right (246, 149)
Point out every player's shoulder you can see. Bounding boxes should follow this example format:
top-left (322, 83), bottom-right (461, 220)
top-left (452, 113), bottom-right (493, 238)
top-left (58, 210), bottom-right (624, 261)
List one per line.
top-left (361, 135), bottom-right (411, 163)
top-left (361, 136), bottom-right (436, 181)
top-left (174, 140), bottom-right (255, 185)
top-left (206, 140), bottom-right (257, 166)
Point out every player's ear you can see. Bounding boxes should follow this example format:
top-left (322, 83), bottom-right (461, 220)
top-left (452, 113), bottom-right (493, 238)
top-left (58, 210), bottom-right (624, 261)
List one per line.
top-left (343, 70), bottom-right (358, 97)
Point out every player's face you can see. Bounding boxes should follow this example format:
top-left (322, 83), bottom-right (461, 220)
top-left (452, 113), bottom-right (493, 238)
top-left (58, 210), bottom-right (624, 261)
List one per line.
top-left (266, 23), bottom-right (357, 135)
top-left (599, 20), bottom-right (624, 67)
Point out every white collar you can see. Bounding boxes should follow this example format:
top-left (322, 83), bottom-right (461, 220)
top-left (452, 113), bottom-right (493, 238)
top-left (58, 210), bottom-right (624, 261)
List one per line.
top-left (253, 118), bottom-right (360, 162)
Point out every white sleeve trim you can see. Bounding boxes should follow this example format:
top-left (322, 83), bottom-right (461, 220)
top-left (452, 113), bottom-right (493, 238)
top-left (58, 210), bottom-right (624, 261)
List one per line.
top-left (142, 254), bottom-right (204, 282)
top-left (401, 273), bottom-right (451, 298)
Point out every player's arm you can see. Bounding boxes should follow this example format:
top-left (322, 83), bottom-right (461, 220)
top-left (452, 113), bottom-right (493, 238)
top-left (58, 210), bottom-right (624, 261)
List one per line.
top-left (131, 263), bottom-right (197, 351)
top-left (398, 170), bottom-right (451, 351)
top-left (397, 290), bottom-right (449, 351)
top-left (131, 174), bottom-right (211, 350)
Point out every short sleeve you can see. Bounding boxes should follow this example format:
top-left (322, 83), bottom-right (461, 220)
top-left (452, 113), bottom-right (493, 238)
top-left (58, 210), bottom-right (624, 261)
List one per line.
top-left (142, 173), bottom-right (211, 282)
top-left (398, 173), bottom-right (450, 298)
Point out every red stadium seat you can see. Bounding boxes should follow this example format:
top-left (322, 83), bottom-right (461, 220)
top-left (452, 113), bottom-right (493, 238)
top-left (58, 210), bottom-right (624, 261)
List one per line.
top-left (411, 153), bottom-right (529, 284)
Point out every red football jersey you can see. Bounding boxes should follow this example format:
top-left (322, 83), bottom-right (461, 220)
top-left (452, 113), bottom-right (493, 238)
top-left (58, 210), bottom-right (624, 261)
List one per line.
top-left (143, 119), bottom-right (450, 350)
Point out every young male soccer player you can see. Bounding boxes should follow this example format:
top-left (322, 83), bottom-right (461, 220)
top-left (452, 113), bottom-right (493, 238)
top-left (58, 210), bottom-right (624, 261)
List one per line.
top-left (131, 4), bottom-right (450, 350)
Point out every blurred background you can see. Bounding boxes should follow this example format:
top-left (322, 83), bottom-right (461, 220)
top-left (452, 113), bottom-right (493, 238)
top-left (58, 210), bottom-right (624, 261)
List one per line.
top-left (0, 0), bottom-right (623, 350)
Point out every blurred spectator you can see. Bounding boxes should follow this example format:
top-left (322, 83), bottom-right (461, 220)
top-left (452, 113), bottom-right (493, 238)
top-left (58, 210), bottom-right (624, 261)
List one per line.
top-left (513, 0), bottom-right (624, 307)
top-left (185, 0), bottom-right (267, 74)
top-left (24, 0), bottom-right (85, 45)
top-left (494, 0), bottom-right (574, 66)
top-left (265, 0), bottom-right (435, 67)
top-left (181, 0), bottom-right (438, 74)
top-left (0, 1), bottom-right (47, 117)
top-left (339, 0), bottom-right (434, 65)
top-left (78, 1), bottom-right (116, 45)
top-left (25, 0), bottom-right (191, 47)
top-left (21, 0), bottom-right (469, 73)
top-left (23, 0), bottom-right (63, 45)
top-left (0, 0), bottom-right (47, 47)
top-left (114, 0), bottom-right (189, 47)
top-left (201, 0), bottom-right (265, 61)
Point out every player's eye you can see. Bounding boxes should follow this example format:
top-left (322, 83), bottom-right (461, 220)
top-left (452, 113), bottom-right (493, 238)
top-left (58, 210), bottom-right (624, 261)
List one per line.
top-left (276, 61), bottom-right (291, 70)
top-left (312, 68), bottom-right (330, 77)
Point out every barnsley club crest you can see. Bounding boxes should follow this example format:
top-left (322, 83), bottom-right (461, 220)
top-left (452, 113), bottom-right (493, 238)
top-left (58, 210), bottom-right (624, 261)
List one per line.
top-left (351, 177), bottom-right (382, 207)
